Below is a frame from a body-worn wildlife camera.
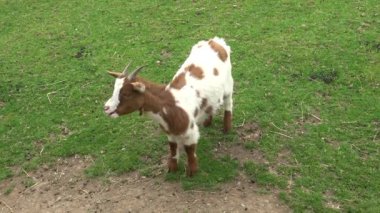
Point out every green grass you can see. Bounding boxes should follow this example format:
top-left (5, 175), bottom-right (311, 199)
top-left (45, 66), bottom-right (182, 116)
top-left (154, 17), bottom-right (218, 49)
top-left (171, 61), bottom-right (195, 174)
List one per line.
top-left (244, 161), bottom-right (287, 189)
top-left (1, 0), bottom-right (379, 211)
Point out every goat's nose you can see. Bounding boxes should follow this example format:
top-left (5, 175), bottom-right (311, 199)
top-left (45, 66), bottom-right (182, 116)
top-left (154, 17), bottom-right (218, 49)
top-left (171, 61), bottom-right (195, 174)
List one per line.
top-left (104, 106), bottom-right (110, 111)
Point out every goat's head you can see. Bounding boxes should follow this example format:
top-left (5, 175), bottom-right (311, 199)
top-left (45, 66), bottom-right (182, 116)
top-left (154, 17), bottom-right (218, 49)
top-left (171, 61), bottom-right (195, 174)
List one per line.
top-left (104, 63), bottom-right (146, 118)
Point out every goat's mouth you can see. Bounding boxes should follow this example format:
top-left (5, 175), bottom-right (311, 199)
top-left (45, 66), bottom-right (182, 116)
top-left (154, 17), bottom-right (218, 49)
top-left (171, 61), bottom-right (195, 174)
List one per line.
top-left (105, 110), bottom-right (119, 118)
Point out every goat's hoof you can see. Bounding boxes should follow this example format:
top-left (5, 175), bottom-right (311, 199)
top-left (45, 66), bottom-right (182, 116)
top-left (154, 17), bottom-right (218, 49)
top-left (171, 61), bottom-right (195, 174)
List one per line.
top-left (223, 126), bottom-right (232, 134)
top-left (168, 167), bottom-right (178, 173)
top-left (186, 167), bottom-right (198, 177)
top-left (168, 160), bottom-right (178, 172)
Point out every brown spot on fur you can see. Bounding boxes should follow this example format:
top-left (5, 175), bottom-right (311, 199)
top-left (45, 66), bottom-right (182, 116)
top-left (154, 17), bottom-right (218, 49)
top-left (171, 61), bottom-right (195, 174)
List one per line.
top-left (208, 40), bottom-right (228, 62)
top-left (200, 98), bottom-right (207, 109)
top-left (161, 106), bottom-right (189, 135)
top-left (213, 68), bottom-right (219, 76)
top-left (168, 142), bottom-right (178, 172)
top-left (145, 93), bottom-right (189, 135)
top-left (170, 72), bottom-right (186, 89)
top-left (205, 106), bottom-right (213, 114)
top-left (184, 144), bottom-right (197, 176)
top-left (185, 64), bottom-right (204, 79)
top-left (134, 78), bottom-right (174, 114)
top-left (223, 111), bottom-right (232, 133)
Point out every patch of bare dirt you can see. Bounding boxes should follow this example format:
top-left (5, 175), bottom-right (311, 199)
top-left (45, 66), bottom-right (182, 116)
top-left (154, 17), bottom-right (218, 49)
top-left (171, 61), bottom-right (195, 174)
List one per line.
top-left (214, 142), bottom-right (268, 165)
top-left (160, 49), bottom-right (172, 59)
top-left (276, 148), bottom-right (292, 166)
top-left (323, 190), bottom-right (341, 211)
top-left (0, 155), bottom-right (290, 213)
top-left (237, 122), bottom-right (262, 142)
top-left (215, 122), bottom-right (267, 166)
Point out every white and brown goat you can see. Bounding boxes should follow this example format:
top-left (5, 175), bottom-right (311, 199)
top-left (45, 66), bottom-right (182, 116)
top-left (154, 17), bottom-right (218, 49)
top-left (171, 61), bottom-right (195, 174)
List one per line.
top-left (104, 37), bottom-right (233, 176)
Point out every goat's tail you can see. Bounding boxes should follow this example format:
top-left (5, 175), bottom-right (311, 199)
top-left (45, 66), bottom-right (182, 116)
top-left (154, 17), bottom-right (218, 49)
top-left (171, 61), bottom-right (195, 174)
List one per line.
top-left (211, 36), bottom-right (231, 55)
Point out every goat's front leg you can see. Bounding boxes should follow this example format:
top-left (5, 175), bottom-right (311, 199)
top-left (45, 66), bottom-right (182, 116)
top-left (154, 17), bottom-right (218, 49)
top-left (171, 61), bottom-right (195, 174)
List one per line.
top-left (168, 141), bottom-right (179, 172)
top-left (223, 111), bottom-right (232, 133)
top-left (184, 144), bottom-right (198, 177)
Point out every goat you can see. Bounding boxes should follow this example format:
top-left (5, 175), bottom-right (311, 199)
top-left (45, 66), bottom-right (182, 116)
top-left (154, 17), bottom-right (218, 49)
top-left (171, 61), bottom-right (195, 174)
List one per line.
top-left (104, 37), bottom-right (233, 176)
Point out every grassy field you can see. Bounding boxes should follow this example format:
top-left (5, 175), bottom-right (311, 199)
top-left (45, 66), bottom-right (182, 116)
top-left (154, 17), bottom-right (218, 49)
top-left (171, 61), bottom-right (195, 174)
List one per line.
top-left (1, 0), bottom-right (379, 211)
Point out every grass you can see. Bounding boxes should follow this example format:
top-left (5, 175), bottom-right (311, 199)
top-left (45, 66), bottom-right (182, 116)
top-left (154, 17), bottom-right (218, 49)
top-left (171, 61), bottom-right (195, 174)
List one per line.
top-left (0, 0), bottom-right (379, 211)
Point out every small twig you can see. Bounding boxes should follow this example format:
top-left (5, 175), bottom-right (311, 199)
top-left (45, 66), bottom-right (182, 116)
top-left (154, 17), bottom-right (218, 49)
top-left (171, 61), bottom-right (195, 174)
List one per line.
top-left (271, 131), bottom-right (293, 139)
top-left (270, 122), bottom-right (287, 132)
top-left (22, 169), bottom-right (31, 178)
top-left (0, 199), bottom-right (13, 213)
top-left (28, 182), bottom-right (40, 189)
top-left (22, 169), bottom-right (40, 192)
top-left (81, 82), bottom-right (92, 88)
top-left (39, 146), bottom-right (45, 156)
top-left (300, 102), bottom-right (304, 123)
top-left (236, 111), bottom-right (247, 128)
top-left (310, 113), bottom-right (321, 121)
top-left (47, 91), bottom-right (57, 104)
top-left (294, 157), bottom-right (300, 166)
top-left (237, 118), bottom-right (246, 128)
top-left (51, 195), bottom-right (66, 206)
top-left (189, 190), bottom-right (217, 194)
top-left (46, 86), bottom-right (68, 104)
top-left (373, 130), bottom-right (379, 142)
top-left (351, 144), bottom-right (361, 153)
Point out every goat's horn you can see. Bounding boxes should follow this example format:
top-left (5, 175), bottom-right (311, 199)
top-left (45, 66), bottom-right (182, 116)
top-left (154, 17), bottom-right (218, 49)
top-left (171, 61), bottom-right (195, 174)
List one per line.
top-left (122, 61), bottom-right (132, 75)
top-left (128, 65), bottom-right (146, 80)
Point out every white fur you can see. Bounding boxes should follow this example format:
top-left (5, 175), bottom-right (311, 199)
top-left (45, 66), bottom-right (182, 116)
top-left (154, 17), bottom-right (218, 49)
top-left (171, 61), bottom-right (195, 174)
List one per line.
top-left (146, 111), bottom-right (169, 132)
top-left (166, 37), bottom-right (233, 146)
top-left (104, 77), bottom-right (124, 117)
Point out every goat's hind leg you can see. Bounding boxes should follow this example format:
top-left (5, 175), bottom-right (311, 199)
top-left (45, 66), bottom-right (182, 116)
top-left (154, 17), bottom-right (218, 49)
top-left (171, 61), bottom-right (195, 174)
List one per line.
top-left (223, 94), bottom-right (233, 133)
top-left (184, 126), bottom-right (199, 177)
top-left (184, 144), bottom-right (197, 177)
top-left (168, 139), bottom-right (179, 172)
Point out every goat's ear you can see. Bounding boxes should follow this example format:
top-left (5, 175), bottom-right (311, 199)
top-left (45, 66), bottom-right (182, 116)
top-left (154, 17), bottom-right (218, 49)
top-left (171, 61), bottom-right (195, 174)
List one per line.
top-left (107, 71), bottom-right (123, 78)
top-left (131, 82), bottom-right (146, 93)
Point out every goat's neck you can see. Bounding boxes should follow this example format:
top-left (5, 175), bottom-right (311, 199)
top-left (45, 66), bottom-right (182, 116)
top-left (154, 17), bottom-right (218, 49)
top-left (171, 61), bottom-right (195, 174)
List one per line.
top-left (135, 77), bottom-right (174, 114)
top-left (138, 78), bottom-right (189, 135)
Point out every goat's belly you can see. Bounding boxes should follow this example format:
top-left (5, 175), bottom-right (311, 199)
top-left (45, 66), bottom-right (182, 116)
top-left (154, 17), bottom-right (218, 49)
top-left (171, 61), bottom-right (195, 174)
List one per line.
top-left (194, 86), bottom-right (224, 122)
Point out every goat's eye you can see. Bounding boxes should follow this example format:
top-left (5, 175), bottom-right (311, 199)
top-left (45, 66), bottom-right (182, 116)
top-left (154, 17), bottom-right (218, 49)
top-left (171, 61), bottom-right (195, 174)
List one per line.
top-left (119, 92), bottom-right (126, 100)
top-left (119, 92), bottom-right (131, 101)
